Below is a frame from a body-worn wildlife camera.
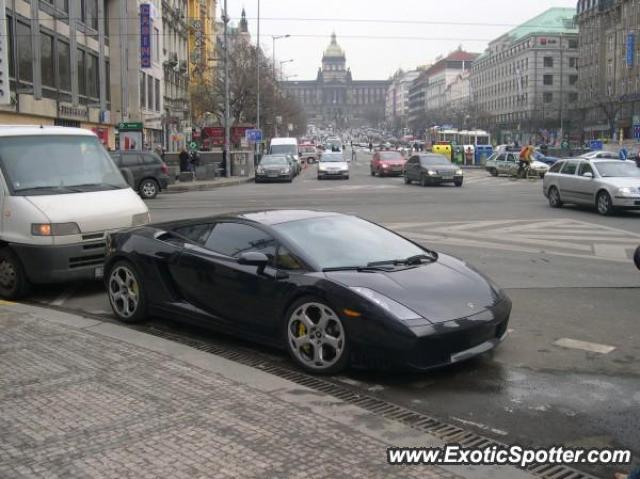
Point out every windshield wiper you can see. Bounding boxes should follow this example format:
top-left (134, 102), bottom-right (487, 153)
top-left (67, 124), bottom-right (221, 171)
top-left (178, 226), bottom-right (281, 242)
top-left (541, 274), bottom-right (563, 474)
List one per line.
top-left (69, 183), bottom-right (123, 190)
top-left (322, 265), bottom-right (394, 273)
top-left (14, 185), bottom-right (78, 194)
top-left (367, 252), bottom-right (438, 267)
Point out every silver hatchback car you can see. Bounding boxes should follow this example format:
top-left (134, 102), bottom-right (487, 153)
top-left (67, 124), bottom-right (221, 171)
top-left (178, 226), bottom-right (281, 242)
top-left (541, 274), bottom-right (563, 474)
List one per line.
top-left (543, 158), bottom-right (640, 215)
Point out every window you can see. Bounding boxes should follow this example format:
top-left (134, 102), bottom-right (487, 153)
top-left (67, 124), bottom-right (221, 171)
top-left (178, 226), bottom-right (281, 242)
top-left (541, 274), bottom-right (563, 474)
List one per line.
top-left (205, 223), bottom-right (277, 260)
top-left (77, 49), bottom-right (86, 95)
top-left (173, 224), bottom-right (213, 245)
top-left (506, 154), bottom-right (517, 163)
top-left (568, 39), bottom-right (578, 49)
top-left (543, 75), bottom-right (553, 86)
top-left (7, 17), bottom-right (15, 78)
top-left (142, 153), bottom-right (161, 165)
top-left (569, 74), bottom-right (578, 86)
top-left (155, 78), bottom-right (160, 111)
top-left (121, 154), bottom-right (142, 167)
top-left (58, 40), bottom-right (70, 91)
top-left (561, 160), bottom-right (578, 175)
top-left (140, 72), bottom-right (145, 108)
top-left (543, 57), bottom-right (554, 67)
top-left (569, 57), bottom-right (578, 68)
top-left (82, 0), bottom-right (98, 30)
top-left (147, 74), bottom-right (153, 110)
top-left (549, 161), bottom-right (563, 173)
top-left (87, 53), bottom-right (98, 98)
top-left (105, 60), bottom-right (111, 101)
top-left (544, 92), bottom-right (553, 103)
top-left (578, 162), bottom-right (593, 176)
top-left (17, 22), bottom-right (33, 83)
top-left (153, 27), bottom-right (160, 63)
top-left (275, 246), bottom-right (304, 271)
top-left (568, 92), bottom-right (578, 103)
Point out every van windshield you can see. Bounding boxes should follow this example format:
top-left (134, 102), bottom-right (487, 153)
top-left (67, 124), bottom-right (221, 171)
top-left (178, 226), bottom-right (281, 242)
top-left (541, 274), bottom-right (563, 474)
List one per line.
top-left (270, 145), bottom-right (297, 156)
top-left (0, 135), bottom-right (128, 196)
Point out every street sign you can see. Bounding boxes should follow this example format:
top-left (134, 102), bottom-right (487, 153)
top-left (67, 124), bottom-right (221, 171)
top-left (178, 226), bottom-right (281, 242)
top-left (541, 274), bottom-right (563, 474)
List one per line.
top-left (189, 141), bottom-right (198, 150)
top-left (245, 129), bottom-right (263, 143)
top-left (626, 33), bottom-right (635, 67)
top-left (118, 122), bottom-right (143, 131)
top-left (140, 4), bottom-right (152, 68)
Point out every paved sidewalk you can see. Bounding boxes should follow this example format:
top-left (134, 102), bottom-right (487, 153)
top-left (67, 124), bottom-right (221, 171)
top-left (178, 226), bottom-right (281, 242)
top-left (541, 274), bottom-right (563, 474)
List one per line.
top-left (0, 303), bottom-right (534, 479)
top-left (166, 176), bottom-right (254, 194)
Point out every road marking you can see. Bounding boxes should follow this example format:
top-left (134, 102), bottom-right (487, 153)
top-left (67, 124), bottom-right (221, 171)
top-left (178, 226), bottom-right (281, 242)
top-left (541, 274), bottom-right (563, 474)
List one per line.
top-left (554, 338), bottom-right (616, 354)
top-left (50, 285), bottom-right (79, 306)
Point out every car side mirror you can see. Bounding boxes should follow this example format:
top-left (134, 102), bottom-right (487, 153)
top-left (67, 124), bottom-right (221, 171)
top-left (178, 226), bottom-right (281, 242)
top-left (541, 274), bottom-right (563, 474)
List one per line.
top-left (582, 172), bottom-right (593, 178)
top-left (237, 252), bottom-right (269, 274)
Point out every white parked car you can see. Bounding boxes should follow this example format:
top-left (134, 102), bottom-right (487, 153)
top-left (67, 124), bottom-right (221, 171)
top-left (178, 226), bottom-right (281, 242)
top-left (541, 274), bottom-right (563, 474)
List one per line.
top-left (317, 152), bottom-right (349, 180)
top-left (0, 126), bottom-right (149, 299)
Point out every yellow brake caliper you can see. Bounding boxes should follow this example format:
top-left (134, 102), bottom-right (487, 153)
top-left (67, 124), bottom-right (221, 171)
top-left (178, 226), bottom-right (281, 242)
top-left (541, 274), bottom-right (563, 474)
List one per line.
top-left (298, 321), bottom-right (311, 353)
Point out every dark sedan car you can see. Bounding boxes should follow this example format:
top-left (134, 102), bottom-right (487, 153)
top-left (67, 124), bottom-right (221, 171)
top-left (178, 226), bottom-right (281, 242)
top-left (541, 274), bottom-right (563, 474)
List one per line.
top-left (255, 155), bottom-right (294, 183)
top-left (104, 210), bottom-right (510, 374)
top-left (404, 154), bottom-right (464, 187)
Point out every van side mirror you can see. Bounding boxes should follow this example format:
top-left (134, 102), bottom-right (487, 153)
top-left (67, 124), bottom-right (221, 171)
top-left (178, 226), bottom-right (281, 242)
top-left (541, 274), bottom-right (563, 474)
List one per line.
top-left (582, 172), bottom-right (593, 178)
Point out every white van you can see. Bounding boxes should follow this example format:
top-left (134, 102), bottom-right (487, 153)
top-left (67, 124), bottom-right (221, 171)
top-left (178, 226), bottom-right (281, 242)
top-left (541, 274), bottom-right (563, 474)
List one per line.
top-left (0, 126), bottom-right (150, 299)
top-left (269, 137), bottom-right (300, 169)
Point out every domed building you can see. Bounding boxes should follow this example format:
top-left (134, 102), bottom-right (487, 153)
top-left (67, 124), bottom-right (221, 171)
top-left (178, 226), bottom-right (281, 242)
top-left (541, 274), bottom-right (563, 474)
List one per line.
top-left (282, 33), bottom-right (390, 128)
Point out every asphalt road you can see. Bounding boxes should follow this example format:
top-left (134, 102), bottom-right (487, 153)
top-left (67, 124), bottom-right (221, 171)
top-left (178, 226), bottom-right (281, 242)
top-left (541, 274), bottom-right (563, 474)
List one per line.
top-left (29, 149), bottom-right (640, 477)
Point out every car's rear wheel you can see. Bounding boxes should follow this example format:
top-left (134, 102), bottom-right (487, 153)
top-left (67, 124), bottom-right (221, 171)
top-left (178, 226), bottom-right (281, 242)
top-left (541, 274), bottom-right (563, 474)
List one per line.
top-left (370, 169), bottom-right (375, 176)
top-left (548, 186), bottom-right (563, 208)
top-left (489, 168), bottom-right (498, 177)
top-left (107, 261), bottom-right (148, 323)
top-left (285, 297), bottom-right (348, 374)
top-left (0, 248), bottom-right (31, 300)
top-left (596, 190), bottom-right (614, 216)
top-left (139, 179), bottom-right (159, 199)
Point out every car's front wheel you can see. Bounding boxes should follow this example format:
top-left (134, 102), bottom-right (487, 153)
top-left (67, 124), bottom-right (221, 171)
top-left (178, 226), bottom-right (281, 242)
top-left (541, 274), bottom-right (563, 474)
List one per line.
top-left (0, 248), bottom-right (30, 300)
top-left (285, 297), bottom-right (348, 374)
top-left (404, 175), bottom-right (411, 184)
top-left (489, 168), bottom-right (498, 177)
top-left (454, 179), bottom-right (463, 187)
top-left (596, 190), bottom-right (614, 216)
top-left (420, 174), bottom-right (428, 187)
top-left (107, 261), bottom-right (148, 323)
top-left (139, 179), bottom-right (159, 199)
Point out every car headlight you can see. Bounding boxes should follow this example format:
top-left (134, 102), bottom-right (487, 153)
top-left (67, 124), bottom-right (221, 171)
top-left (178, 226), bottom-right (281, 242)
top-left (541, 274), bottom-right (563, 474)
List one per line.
top-left (319, 165), bottom-right (327, 171)
top-left (283, 167), bottom-right (291, 174)
top-left (31, 222), bottom-right (81, 236)
top-left (455, 169), bottom-right (463, 175)
top-left (382, 164), bottom-right (389, 168)
top-left (256, 166), bottom-right (264, 174)
top-left (350, 287), bottom-right (421, 321)
top-left (617, 187), bottom-right (636, 196)
top-left (427, 170), bottom-right (436, 176)
top-left (131, 212), bottom-right (151, 226)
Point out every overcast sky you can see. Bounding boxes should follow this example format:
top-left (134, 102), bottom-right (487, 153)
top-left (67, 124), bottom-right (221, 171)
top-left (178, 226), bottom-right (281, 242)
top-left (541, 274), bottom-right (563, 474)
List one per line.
top-left (221, 0), bottom-right (577, 80)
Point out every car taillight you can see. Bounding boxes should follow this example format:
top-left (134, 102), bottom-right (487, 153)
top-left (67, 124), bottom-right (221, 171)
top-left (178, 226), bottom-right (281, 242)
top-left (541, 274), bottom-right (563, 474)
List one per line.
top-left (161, 162), bottom-right (169, 175)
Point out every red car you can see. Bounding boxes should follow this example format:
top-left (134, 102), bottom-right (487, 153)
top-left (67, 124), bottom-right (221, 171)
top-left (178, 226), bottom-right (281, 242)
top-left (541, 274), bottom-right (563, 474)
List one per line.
top-left (370, 151), bottom-right (406, 177)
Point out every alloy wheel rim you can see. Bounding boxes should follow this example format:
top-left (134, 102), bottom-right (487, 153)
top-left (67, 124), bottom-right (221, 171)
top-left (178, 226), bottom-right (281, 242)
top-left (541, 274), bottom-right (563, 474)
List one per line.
top-left (0, 260), bottom-right (16, 289)
top-left (142, 182), bottom-right (156, 197)
top-left (598, 193), bottom-right (610, 213)
top-left (550, 189), bottom-right (559, 206)
top-left (108, 266), bottom-right (140, 318)
top-left (288, 302), bottom-right (345, 370)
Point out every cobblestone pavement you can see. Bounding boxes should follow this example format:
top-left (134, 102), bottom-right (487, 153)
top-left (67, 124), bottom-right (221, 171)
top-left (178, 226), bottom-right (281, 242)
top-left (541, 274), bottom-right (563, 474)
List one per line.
top-left (0, 310), bottom-right (462, 479)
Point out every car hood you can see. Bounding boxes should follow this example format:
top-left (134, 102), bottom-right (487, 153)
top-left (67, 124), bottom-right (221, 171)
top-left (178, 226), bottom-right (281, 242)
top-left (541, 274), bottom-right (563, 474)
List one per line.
top-left (598, 176), bottom-right (640, 188)
top-left (325, 254), bottom-right (502, 324)
top-left (319, 162), bottom-right (348, 169)
top-left (531, 160), bottom-right (549, 169)
top-left (380, 160), bottom-right (406, 166)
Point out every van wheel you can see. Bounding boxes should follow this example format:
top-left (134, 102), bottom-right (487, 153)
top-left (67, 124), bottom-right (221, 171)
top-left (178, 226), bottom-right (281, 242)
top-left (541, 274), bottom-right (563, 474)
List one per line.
top-left (0, 248), bottom-right (31, 300)
top-left (139, 179), bottom-right (159, 199)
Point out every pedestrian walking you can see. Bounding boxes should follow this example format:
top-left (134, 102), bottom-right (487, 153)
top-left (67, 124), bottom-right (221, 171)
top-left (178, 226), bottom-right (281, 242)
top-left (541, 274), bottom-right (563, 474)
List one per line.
top-left (179, 148), bottom-right (190, 172)
top-left (464, 147), bottom-right (474, 166)
top-left (368, 142), bottom-right (373, 152)
top-left (619, 147), bottom-right (628, 161)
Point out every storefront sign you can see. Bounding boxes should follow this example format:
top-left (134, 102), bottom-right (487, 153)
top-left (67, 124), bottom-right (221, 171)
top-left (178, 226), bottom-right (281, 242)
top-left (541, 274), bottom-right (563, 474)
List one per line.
top-left (140, 4), bottom-right (152, 68)
top-left (58, 103), bottom-right (89, 120)
top-left (118, 122), bottom-right (143, 131)
top-left (92, 127), bottom-right (109, 146)
top-left (0, 0), bottom-right (10, 105)
top-left (120, 131), bottom-right (143, 150)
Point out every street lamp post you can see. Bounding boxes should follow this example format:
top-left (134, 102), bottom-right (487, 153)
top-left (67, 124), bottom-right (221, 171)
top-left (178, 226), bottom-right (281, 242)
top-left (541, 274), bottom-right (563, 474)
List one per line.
top-left (255, 0), bottom-right (261, 166)
top-left (223, 0), bottom-right (231, 177)
top-left (275, 59), bottom-right (293, 136)
top-left (272, 35), bottom-right (290, 137)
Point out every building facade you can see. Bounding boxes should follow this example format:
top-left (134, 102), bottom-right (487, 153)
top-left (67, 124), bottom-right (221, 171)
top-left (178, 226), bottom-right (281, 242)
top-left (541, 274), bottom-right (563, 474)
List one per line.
top-left (470, 8), bottom-right (579, 143)
top-left (281, 34), bottom-right (390, 129)
top-left (1, 0), bottom-right (116, 146)
top-left (385, 69), bottom-right (420, 132)
top-left (576, 0), bottom-right (640, 139)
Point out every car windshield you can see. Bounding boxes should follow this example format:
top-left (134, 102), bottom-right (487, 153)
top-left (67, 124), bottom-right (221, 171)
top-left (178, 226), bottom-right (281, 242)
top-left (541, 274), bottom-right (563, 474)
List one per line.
top-left (421, 156), bottom-right (451, 165)
top-left (270, 145), bottom-right (297, 155)
top-left (594, 161), bottom-right (640, 178)
top-left (380, 152), bottom-right (403, 160)
top-left (320, 154), bottom-right (344, 162)
top-left (261, 156), bottom-right (289, 166)
top-left (0, 135), bottom-right (128, 195)
top-left (274, 215), bottom-right (425, 270)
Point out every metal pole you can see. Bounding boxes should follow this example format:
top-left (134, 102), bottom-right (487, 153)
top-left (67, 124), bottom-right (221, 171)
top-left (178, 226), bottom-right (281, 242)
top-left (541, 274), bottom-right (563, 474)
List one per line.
top-left (256, 0), bottom-right (261, 164)
top-left (223, 0), bottom-right (231, 177)
top-left (273, 36), bottom-right (277, 137)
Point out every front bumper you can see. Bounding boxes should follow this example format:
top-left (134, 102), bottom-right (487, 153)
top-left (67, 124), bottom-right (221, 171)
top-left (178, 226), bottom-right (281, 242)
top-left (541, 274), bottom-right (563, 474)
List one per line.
top-left (318, 170), bottom-right (348, 178)
top-left (349, 298), bottom-right (511, 371)
top-left (256, 173), bottom-right (291, 182)
top-left (612, 196), bottom-right (640, 209)
top-left (11, 241), bottom-right (106, 284)
top-left (426, 174), bottom-right (464, 184)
